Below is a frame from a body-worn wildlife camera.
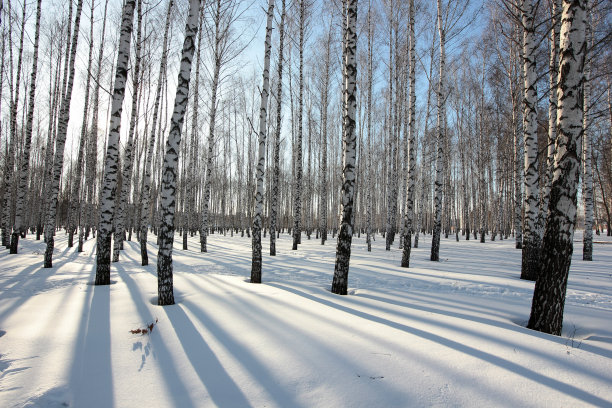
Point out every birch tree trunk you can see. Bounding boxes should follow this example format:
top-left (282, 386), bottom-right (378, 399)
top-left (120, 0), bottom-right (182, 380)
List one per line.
top-left (67, 0), bottom-right (96, 252)
top-left (250, 0), bottom-right (275, 283)
top-left (44, 0), bottom-right (84, 268)
top-left (520, 0), bottom-right (541, 280)
top-left (528, 0), bottom-right (587, 335)
top-left (200, 0), bottom-right (224, 253)
top-left (582, 8), bottom-right (593, 261)
top-left (9, 0), bottom-right (42, 254)
top-left (365, 1), bottom-right (373, 252)
top-left (539, 0), bottom-right (560, 244)
top-left (431, 0), bottom-right (446, 262)
top-left (331, 0), bottom-right (357, 295)
top-left (95, 0), bottom-right (136, 283)
top-left (113, 0), bottom-right (143, 262)
top-left (401, 0), bottom-right (416, 267)
top-left (185, 3), bottom-right (204, 250)
top-left (510, 31), bottom-right (523, 249)
top-left (270, 0), bottom-right (285, 256)
top-left (2, 0), bottom-right (27, 248)
top-left (140, 0), bottom-right (173, 266)
top-left (157, 0), bottom-right (201, 305)
top-left (320, 20), bottom-right (332, 246)
top-left (85, 0), bottom-right (110, 247)
top-left (292, 0), bottom-right (305, 251)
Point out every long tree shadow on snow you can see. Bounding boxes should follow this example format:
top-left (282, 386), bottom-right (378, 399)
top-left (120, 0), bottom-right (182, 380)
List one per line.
top-left (114, 262), bottom-right (194, 398)
top-left (68, 275), bottom-right (114, 407)
top-left (113, 247), bottom-right (251, 407)
top-left (351, 291), bottom-right (612, 381)
top-left (0, 243), bottom-right (90, 323)
top-left (266, 282), bottom-right (610, 407)
top-left (162, 301), bottom-right (252, 407)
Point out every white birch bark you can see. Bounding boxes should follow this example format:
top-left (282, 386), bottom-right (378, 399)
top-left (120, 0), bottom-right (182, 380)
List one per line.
top-left (251, 0), bottom-right (275, 283)
top-left (582, 5), bottom-right (593, 260)
top-left (9, 0), bottom-right (42, 254)
top-left (431, 0), bottom-right (446, 262)
top-left (539, 0), bottom-right (560, 239)
top-left (292, 0), bottom-right (305, 251)
top-left (140, 0), bottom-right (173, 266)
top-left (43, 0), bottom-right (84, 268)
top-left (85, 0), bottom-right (110, 244)
top-left (200, 0), bottom-right (223, 253)
top-left (270, 0), bottom-right (285, 256)
top-left (520, 0), bottom-right (541, 280)
top-left (2, 0), bottom-right (27, 248)
top-left (157, 0), bottom-right (201, 305)
top-left (365, 1), bottom-right (373, 252)
top-left (68, 0), bottom-right (96, 251)
top-left (331, 0), bottom-right (357, 295)
top-left (401, 0), bottom-right (416, 267)
top-left (113, 0), bottom-right (143, 262)
top-left (95, 0), bottom-right (136, 283)
top-left (528, 0), bottom-right (587, 335)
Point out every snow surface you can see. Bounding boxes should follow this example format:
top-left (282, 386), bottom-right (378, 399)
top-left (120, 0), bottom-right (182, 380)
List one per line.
top-left (1, 231), bottom-right (611, 407)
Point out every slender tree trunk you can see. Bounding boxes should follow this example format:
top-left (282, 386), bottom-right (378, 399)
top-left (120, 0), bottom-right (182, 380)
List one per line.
top-left (140, 0), bottom-right (172, 266)
top-left (270, 0), bottom-right (285, 256)
top-left (401, 0), bottom-right (416, 267)
top-left (539, 0), bottom-right (560, 244)
top-left (185, 3), bottom-right (204, 250)
top-left (67, 0), bottom-right (96, 252)
top-left (331, 0), bottom-right (357, 295)
top-left (292, 0), bottom-right (305, 251)
top-left (431, 0), bottom-right (445, 262)
top-left (3, 0), bottom-right (27, 248)
top-left (157, 0), bottom-right (201, 305)
top-left (200, 0), bottom-right (224, 253)
top-left (250, 0), bottom-right (275, 283)
top-left (44, 0), bottom-right (84, 268)
top-left (528, 0), bottom-right (587, 335)
top-left (113, 0), bottom-right (142, 262)
top-left (365, 1), bottom-right (373, 252)
top-left (520, 0), bottom-right (541, 280)
top-left (320, 21), bottom-right (332, 246)
top-left (95, 0), bottom-right (135, 283)
top-left (582, 11), bottom-right (593, 260)
top-left (9, 0), bottom-right (42, 254)
top-left (84, 0), bottom-right (110, 249)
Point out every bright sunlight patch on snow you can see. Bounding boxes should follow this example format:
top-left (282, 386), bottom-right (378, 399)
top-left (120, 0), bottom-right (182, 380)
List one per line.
top-left (1, 232), bottom-right (611, 407)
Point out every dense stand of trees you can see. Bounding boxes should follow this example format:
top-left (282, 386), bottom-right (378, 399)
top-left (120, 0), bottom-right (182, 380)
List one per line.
top-left (0, 0), bottom-right (610, 334)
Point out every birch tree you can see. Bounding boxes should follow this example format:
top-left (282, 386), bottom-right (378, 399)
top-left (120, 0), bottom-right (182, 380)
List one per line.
top-left (95, 0), bottom-right (136, 284)
top-left (84, 0), bottom-right (110, 247)
top-left (401, 0), bottom-right (416, 267)
top-left (67, 0), bottom-right (96, 251)
top-left (43, 0), bottom-right (84, 268)
top-left (331, 0), bottom-right (357, 295)
top-left (9, 0), bottom-right (42, 254)
top-left (538, 0), bottom-right (560, 248)
top-left (139, 0), bottom-right (173, 266)
top-left (270, 0), bottom-right (286, 256)
top-left (157, 0), bottom-right (201, 305)
top-left (528, 0), bottom-right (587, 335)
top-left (113, 0), bottom-right (143, 262)
top-left (251, 0), bottom-right (275, 283)
top-left (292, 0), bottom-right (305, 251)
top-left (200, 0), bottom-right (244, 252)
top-left (365, 0), bottom-right (374, 252)
top-left (519, 0), bottom-right (541, 280)
top-left (2, 0), bottom-right (27, 248)
top-left (431, 0), bottom-right (447, 262)
top-left (582, 5), bottom-right (593, 260)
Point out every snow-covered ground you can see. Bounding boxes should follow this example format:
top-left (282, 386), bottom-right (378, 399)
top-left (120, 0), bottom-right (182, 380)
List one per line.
top-left (1, 230), bottom-right (611, 407)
